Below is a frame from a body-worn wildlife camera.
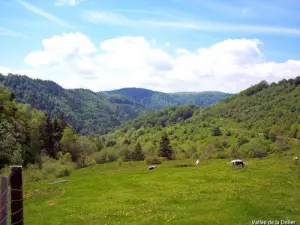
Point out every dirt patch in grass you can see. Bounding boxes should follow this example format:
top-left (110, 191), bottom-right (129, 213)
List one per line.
top-left (25, 188), bottom-right (64, 199)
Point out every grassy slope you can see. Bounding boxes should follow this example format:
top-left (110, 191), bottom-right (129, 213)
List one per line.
top-left (22, 158), bottom-right (300, 225)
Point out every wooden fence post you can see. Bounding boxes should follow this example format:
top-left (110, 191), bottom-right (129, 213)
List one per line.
top-left (0, 176), bottom-right (8, 225)
top-left (10, 166), bottom-right (23, 225)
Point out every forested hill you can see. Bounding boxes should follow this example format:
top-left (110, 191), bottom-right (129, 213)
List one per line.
top-left (0, 74), bottom-right (231, 135)
top-left (196, 77), bottom-right (300, 137)
top-left (102, 88), bottom-right (232, 110)
top-left (0, 74), bottom-right (145, 135)
top-left (100, 76), bottom-right (300, 160)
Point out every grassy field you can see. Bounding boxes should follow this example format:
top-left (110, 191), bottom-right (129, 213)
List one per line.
top-left (20, 158), bottom-right (300, 225)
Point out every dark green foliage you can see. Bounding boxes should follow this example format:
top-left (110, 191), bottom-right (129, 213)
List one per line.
top-left (103, 88), bottom-right (232, 110)
top-left (199, 76), bottom-right (300, 137)
top-left (145, 156), bottom-right (162, 165)
top-left (106, 140), bottom-right (116, 147)
top-left (0, 84), bottom-right (46, 168)
top-left (1, 74), bottom-right (230, 135)
top-left (119, 104), bottom-right (199, 130)
top-left (212, 127), bottom-right (222, 136)
top-left (242, 80), bottom-right (269, 96)
top-left (230, 145), bottom-right (239, 158)
top-left (131, 142), bottom-right (145, 161)
top-left (158, 133), bottom-right (173, 160)
top-left (123, 139), bottom-right (131, 145)
top-left (100, 76), bottom-right (300, 161)
top-left (237, 136), bottom-right (249, 147)
top-left (226, 131), bottom-right (232, 136)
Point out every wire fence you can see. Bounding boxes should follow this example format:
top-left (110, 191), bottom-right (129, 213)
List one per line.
top-left (0, 166), bottom-right (24, 225)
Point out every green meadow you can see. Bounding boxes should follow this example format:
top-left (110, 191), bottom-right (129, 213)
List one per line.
top-left (20, 157), bottom-right (300, 225)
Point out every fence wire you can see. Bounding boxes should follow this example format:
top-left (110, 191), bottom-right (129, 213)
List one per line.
top-left (0, 187), bottom-right (23, 225)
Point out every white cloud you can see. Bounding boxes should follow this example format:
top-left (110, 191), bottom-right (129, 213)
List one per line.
top-left (0, 67), bottom-right (11, 75)
top-left (5, 32), bottom-right (299, 93)
top-left (165, 42), bottom-right (170, 47)
top-left (0, 67), bottom-right (41, 78)
top-left (18, 0), bottom-right (73, 28)
top-left (54, 0), bottom-right (84, 6)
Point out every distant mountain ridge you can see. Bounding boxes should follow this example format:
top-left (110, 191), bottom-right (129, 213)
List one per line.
top-left (0, 74), bottom-right (232, 135)
top-left (101, 87), bottom-right (232, 110)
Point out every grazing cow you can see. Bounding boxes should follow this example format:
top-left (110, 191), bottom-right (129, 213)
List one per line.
top-left (195, 160), bottom-right (200, 166)
top-left (293, 157), bottom-right (299, 165)
top-left (231, 159), bottom-right (245, 167)
top-left (148, 165), bottom-right (157, 170)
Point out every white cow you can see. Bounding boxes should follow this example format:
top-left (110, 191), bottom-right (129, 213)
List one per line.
top-left (148, 165), bottom-right (157, 170)
top-left (293, 157), bottom-right (299, 165)
top-left (231, 159), bottom-right (245, 167)
top-left (195, 160), bottom-right (200, 166)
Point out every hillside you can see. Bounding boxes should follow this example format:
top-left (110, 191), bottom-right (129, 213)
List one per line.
top-left (99, 76), bottom-right (300, 160)
top-left (102, 87), bottom-right (232, 110)
top-left (0, 74), bottom-right (145, 135)
top-left (0, 74), bottom-right (231, 135)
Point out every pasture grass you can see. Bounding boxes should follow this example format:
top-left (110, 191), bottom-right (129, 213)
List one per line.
top-left (21, 158), bottom-right (300, 224)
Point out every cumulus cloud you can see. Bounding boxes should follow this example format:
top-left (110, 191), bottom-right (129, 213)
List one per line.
top-left (0, 67), bottom-right (11, 75)
top-left (2, 33), bottom-right (300, 93)
top-left (0, 66), bottom-right (41, 78)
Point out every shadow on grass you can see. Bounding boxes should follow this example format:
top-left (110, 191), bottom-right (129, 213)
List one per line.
top-left (174, 163), bottom-right (195, 168)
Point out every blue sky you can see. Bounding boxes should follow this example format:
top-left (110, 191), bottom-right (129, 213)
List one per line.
top-left (0, 0), bottom-right (300, 93)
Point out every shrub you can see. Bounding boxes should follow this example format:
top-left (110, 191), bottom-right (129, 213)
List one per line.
top-left (107, 152), bottom-right (118, 162)
top-left (214, 152), bottom-right (228, 159)
top-left (226, 131), bottom-right (232, 136)
top-left (212, 127), bottom-right (222, 136)
top-left (58, 152), bottom-right (72, 165)
top-left (237, 136), bottom-right (249, 147)
top-left (42, 157), bottom-right (74, 178)
top-left (145, 156), bottom-right (162, 165)
top-left (93, 151), bottom-right (107, 164)
top-left (42, 162), bottom-right (58, 175)
top-left (84, 156), bottom-right (97, 167)
top-left (55, 166), bottom-right (72, 178)
top-left (24, 169), bottom-right (45, 182)
top-left (191, 152), bottom-right (200, 159)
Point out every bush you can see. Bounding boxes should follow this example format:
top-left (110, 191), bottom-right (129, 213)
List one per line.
top-left (237, 136), bottom-right (249, 147)
top-left (85, 156), bottom-right (96, 167)
top-left (42, 162), bottom-right (58, 175)
top-left (226, 131), bottom-right (232, 136)
top-left (191, 152), bottom-right (200, 159)
top-left (145, 156), bottom-right (162, 165)
top-left (55, 166), bottom-right (72, 178)
top-left (214, 152), bottom-right (228, 159)
top-left (58, 152), bottom-right (72, 165)
top-left (24, 169), bottom-right (45, 182)
top-left (107, 152), bottom-right (118, 162)
top-left (42, 157), bottom-right (74, 178)
top-left (93, 151), bottom-right (107, 164)
top-left (212, 127), bottom-right (222, 136)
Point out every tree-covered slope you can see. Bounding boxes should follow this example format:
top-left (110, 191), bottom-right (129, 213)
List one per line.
top-left (102, 88), bottom-right (232, 110)
top-left (197, 77), bottom-right (300, 137)
top-left (0, 74), bottom-right (231, 135)
top-left (0, 74), bottom-right (145, 135)
top-left (100, 76), bottom-right (300, 160)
